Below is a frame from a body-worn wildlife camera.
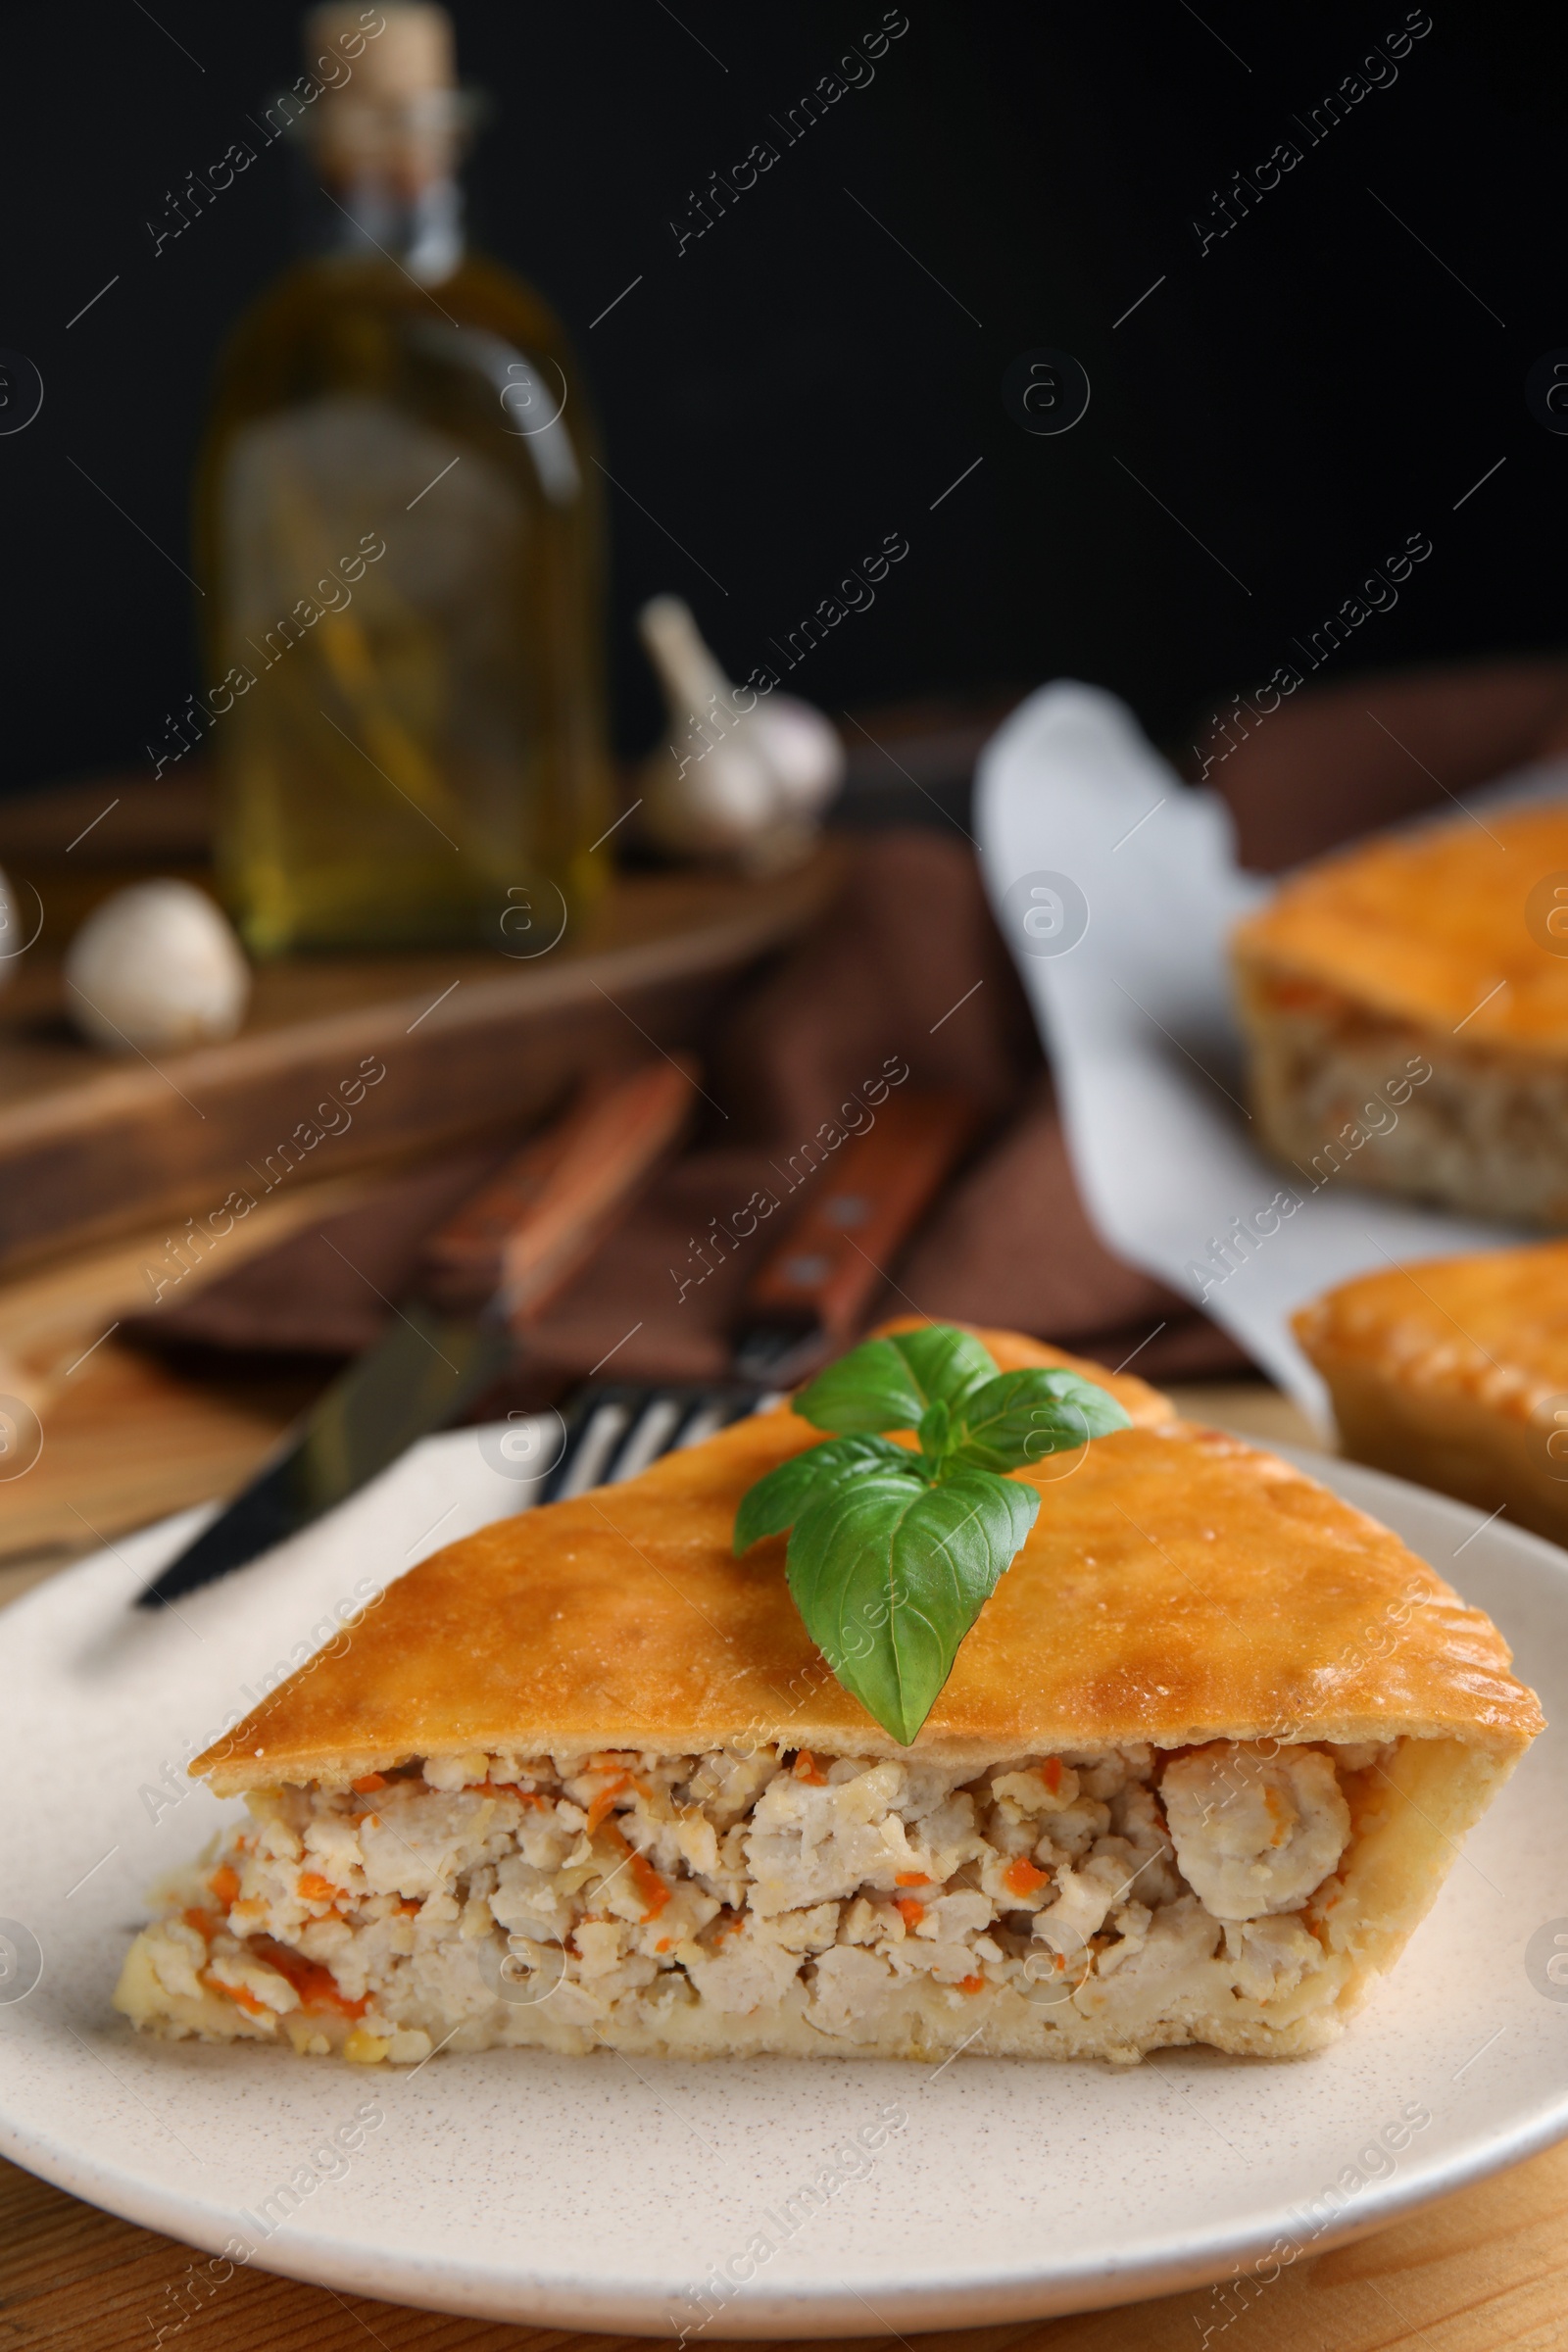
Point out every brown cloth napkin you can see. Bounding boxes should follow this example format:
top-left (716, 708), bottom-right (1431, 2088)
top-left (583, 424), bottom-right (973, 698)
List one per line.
top-left (1203, 656), bottom-right (1568, 869)
top-left (135, 659), bottom-right (1568, 1396)
top-left (137, 828), bottom-right (1236, 1391)
top-left (499, 831), bottom-right (1245, 1391)
top-left (140, 1147), bottom-right (514, 1358)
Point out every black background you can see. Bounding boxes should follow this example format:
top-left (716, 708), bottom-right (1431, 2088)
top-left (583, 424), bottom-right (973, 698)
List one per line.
top-left (0, 0), bottom-right (1557, 799)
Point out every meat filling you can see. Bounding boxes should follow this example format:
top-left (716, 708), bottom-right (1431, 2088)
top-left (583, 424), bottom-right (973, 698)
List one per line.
top-left (116, 1739), bottom-right (1371, 2064)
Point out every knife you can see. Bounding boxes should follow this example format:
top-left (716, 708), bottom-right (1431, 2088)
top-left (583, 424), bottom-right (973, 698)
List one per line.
top-left (135, 1059), bottom-right (697, 1605)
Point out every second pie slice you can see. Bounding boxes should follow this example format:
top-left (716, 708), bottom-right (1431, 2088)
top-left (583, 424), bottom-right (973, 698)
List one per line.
top-left (1231, 800), bottom-right (1568, 1222)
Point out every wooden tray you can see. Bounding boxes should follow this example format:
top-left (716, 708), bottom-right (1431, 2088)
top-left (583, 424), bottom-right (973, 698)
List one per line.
top-left (0, 821), bottom-right (844, 1271)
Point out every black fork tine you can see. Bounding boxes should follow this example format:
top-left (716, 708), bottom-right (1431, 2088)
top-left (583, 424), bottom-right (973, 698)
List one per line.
top-left (607, 1394), bottom-right (689, 1483)
top-left (540, 1395), bottom-right (633, 1503)
top-left (535, 1383), bottom-right (779, 1505)
top-left (672, 1392), bottom-right (765, 1450)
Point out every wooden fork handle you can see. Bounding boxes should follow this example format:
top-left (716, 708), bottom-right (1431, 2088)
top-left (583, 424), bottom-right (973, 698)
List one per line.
top-left (741, 1089), bottom-right (983, 1346)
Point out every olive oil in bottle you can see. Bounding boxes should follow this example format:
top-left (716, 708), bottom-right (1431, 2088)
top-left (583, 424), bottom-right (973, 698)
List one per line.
top-left (197, 1), bottom-right (612, 956)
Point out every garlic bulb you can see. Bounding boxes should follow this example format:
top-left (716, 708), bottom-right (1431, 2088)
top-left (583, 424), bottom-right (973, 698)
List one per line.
top-left (66, 880), bottom-right (251, 1054)
top-left (637, 596), bottom-right (844, 871)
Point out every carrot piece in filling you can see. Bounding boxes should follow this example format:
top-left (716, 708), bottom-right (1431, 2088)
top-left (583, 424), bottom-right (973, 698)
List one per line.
top-left (599, 1821), bottom-right (671, 1920)
top-left (585, 1774), bottom-right (632, 1833)
top-left (1004, 1856), bottom-right (1050, 1898)
top-left (250, 1934), bottom-right (368, 2019)
top-left (629, 1852), bottom-right (670, 1920)
top-left (208, 1864), bottom-right (241, 1907)
top-left (202, 1969), bottom-right (268, 2017)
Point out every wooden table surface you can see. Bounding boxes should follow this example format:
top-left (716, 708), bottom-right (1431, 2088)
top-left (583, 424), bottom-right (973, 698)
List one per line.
top-left (2, 1373), bottom-right (1564, 2352)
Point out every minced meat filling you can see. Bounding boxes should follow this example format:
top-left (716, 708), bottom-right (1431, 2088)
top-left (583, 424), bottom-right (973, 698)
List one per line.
top-left (122, 1739), bottom-right (1370, 2058)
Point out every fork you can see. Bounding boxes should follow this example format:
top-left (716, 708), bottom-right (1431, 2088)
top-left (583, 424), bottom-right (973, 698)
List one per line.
top-left (536, 1381), bottom-right (782, 1502)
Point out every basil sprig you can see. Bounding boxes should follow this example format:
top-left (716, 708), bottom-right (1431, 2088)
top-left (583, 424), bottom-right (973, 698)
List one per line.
top-left (734, 1324), bottom-right (1132, 1744)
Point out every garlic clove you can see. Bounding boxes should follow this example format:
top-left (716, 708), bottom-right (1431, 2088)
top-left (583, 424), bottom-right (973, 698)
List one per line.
top-left (743, 694), bottom-right (845, 816)
top-left (638, 595), bottom-right (733, 721)
top-left (644, 737), bottom-right (780, 858)
top-left (65, 880), bottom-right (252, 1054)
top-left (635, 594), bottom-right (844, 867)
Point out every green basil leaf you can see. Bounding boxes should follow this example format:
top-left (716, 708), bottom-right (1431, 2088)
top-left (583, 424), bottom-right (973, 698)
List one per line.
top-left (948, 1368), bottom-right (1132, 1474)
top-left (733, 1435), bottom-right (912, 1554)
top-left (885, 1324), bottom-right (1000, 1411)
top-left (785, 1466), bottom-right (1041, 1744)
top-left (794, 1324), bottom-right (999, 1435)
top-left (916, 1396), bottom-right (951, 1462)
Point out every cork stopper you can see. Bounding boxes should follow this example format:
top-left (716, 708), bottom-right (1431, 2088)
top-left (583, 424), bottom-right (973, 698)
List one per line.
top-left (305, 4), bottom-right (463, 192)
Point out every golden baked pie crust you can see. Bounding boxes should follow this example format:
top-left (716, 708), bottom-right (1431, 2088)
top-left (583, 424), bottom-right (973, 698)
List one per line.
top-left (1297, 1245), bottom-right (1568, 1543)
top-left (1232, 803), bottom-right (1568, 1053)
top-left (194, 1324), bottom-right (1542, 1795)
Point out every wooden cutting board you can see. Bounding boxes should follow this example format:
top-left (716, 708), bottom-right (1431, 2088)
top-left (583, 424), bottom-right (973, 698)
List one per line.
top-left (0, 778), bottom-right (844, 1272)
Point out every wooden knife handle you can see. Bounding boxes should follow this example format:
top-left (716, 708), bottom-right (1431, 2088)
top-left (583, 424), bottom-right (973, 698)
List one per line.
top-left (422, 1059), bottom-right (696, 1325)
top-left (740, 1090), bottom-right (983, 1346)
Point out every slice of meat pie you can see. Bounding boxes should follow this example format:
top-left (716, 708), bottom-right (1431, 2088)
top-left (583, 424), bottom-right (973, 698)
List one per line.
top-left (1295, 1240), bottom-right (1568, 1544)
top-left (1232, 801), bottom-right (1568, 1223)
top-left (116, 1326), bottom-right (1541, 2069)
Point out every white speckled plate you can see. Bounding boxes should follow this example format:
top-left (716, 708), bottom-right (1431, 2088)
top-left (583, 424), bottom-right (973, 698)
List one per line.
top-left (0, 1428), bottom-right (1565, 2336)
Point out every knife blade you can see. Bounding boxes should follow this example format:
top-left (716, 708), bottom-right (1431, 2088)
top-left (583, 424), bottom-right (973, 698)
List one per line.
top-left (135, 1058), bottom-right (696, 1606)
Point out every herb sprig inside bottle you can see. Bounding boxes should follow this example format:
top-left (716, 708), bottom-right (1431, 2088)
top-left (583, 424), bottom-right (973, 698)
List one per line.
top-left (734, 1324), bottom-right (1132, 1745)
